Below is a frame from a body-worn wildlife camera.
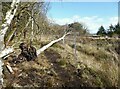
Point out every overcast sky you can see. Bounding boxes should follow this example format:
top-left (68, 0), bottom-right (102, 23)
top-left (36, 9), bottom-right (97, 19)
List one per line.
top-left (47, 2), bottom-right (118, 34)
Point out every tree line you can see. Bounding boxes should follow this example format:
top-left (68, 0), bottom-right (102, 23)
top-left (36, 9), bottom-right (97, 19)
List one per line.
top-left (96, 23), bottom-right (120, 37)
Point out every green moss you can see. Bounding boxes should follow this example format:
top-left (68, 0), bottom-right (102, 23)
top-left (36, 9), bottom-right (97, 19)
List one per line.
top-left (57, 59), bottom-right (67, 67)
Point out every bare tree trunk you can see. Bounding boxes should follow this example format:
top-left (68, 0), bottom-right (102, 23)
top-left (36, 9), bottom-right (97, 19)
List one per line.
top-left (37, 32), bottom-right (70, 55)
top-left (0, 0), bottom-right (20, 50)
top-left (74, 32), bottom-right (77, 60)
top-left (31, 9), bottom-right (34, 42)
top-left (23, 17), bottom-right (31, 39)
top-left (0, 0), bottom-right (20, 85)
top-left (62, 34), bottom-right (65, 45)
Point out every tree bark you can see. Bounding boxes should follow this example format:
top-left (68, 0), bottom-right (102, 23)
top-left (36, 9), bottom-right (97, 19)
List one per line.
top-left (37, 32), bottom-right (70, 55)
top-left (23, 17), bottom-right (31, 39)
top-left (0, 0), bottom-right (20, 50)
top-left (31, 8), bottom-right (34, 42)
top-left (0, 47), bottom-right (14, 58)
top-left (0, 0), bottom-right (20, 85)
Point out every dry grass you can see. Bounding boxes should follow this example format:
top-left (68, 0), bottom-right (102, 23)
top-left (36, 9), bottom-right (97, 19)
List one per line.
top-left (3, 37), bottom-right (119, 87)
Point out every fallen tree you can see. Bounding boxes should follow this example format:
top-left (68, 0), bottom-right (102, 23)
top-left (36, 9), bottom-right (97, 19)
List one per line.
top-left (0, 0), bottom-right (70, 86)
top-left (37, 32), bottom-right (70, 55)
top-left (0, 32), bottom-right (70, 58)
top-left (0, 31), bottom-right (70, 85)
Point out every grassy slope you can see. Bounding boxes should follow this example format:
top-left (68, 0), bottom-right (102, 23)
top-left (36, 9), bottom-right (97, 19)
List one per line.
top-left (3, 38), bottom-right (119, 88)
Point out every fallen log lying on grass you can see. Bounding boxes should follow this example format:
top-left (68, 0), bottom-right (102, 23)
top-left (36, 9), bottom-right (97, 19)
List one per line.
top-left (0, 32), bottom-right (71, 79)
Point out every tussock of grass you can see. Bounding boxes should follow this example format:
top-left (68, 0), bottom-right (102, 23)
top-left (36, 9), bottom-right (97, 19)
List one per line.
top-left (71, 43), bottom-right (114, 61)
top-left (57, 59), bottom-right (67, 67)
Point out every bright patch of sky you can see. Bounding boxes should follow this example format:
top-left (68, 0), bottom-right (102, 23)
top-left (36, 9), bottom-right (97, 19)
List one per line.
top-left (47, 2), bottom-right (118, 34)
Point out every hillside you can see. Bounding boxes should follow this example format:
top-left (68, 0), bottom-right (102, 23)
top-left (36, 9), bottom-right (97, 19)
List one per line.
top-left (3, 37), bottom-right (119, 88)
top-left (0, 1), bottom-right (119, 88)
